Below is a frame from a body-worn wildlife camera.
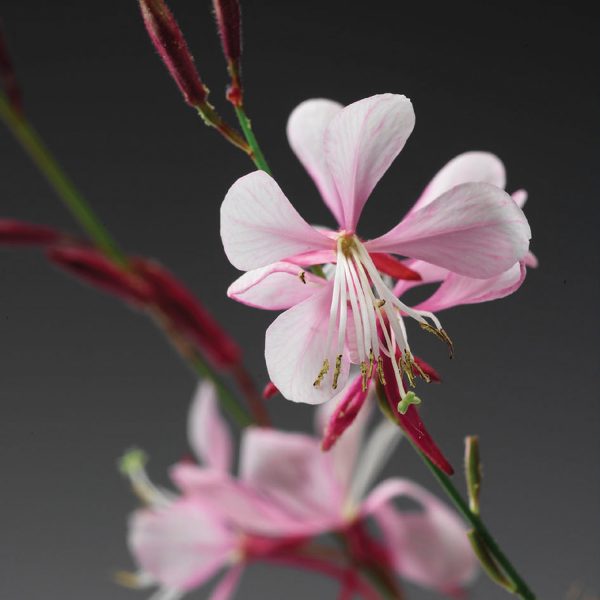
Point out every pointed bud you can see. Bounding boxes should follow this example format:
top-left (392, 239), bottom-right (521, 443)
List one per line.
top-left (321, 375), bottom-right (369, 451)
top-left (0, 219), bottom-right (62, 246)
top-left (262, 381), bottom-right (279, 399)
top-left (0, 20), bottom-right (23, 115)
top-left (465, 435), bottom-right (482, 515)
top-left (212, 0), bottom-right (242, 105)
top-left (138, 0), bottom-right (208, 107)
top-left (47, 245), bottom-right (153, 305)
top-left (132, 258), bottom-right (241, 369)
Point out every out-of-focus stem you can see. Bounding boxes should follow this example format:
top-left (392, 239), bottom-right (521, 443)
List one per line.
top-left (231, 364), bottom-right (270, 427)
top-left (234, 104), bottom-right (271, 173)
top-left (0, 93), bottom-right (127, 267)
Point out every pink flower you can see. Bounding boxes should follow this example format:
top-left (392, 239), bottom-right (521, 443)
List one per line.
top-left (221, 94), bottom-right (531, 411)
top-left (393, 151), bottom-right (538, 313)
top-left (123, 381), bottom-right (476, 597)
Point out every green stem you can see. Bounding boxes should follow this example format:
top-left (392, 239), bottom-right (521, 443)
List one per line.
top-left (414, 445), bottom-right (535, 599)
top-left (0, 93), bottom-right (127, 266)
top-left (234, 104), bottom-right (271, 173)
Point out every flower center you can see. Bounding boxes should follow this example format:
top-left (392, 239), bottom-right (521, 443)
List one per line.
top-left (313, 234), bottom-right (451, 401)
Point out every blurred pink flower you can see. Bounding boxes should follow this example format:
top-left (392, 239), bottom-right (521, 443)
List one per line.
top-left (124, 381), bottom-right (477, 598)
top-left (221, 94), bottom-right (531, 414)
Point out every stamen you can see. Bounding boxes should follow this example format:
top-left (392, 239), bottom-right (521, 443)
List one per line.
top-left (420, 322), bottom-right (454, 358)
top-left (411, 355), bottom-right (431, 383)
top-left (377, 355), bottom-right (386, 384)
top-left (360, 361), bottom-right (369, 391)
top-left (298, 270), bottom-right (306, 284)
top-left (313, 358), bottom-right (330, 388)
top-left (368, 348), bottom-right (375, 379)
top-left (332, 354), bottom-right (343, 389)
top-left (401, 351), bottom-right (416, 388)
top-left (374, 299), bottom-right (386, 308)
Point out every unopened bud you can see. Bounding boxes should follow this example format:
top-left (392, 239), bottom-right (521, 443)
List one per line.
top-left (465, 435), bottom-right (482, 515)
top-left (212, 0), bottom-right (242, 105)
top-left (47, 245), bottom-right (153, 305)
top-left (138, 0), bottom-right (208, 107)
top-left (0, 219), bottom-right (62, 246)
top-left (132, 258), bottom-right (241, 369)
top-left (262, 381), bottom-right (278, 399)
top-left (0, 21), bottom-right (23, 114)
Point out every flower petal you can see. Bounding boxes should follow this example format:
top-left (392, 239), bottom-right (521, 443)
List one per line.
top-left (208, 565), bottom-right (244, 600)
top-left (220, 171), bottom-right (331, 271)
top-left (415, 261), bottom-right (526, 313)
top-left (393, 259), bottom-right (450, 298)
top-left (227, 262), bottom-right (326, 310)
top-left (128, 499), bottom-right (235, 591)
top-left (265, 284), bottom-right (350, 405)
top-left (366, 182), bottom-right (531, 278)
top-left (364, 479), bottom-right (477, 593)
top-left (170, 464), bottom-right (307, 536)
top-left (287, 98), bottom-right (345, 225)
top-left (410, 151), bottom-right (506, 213)
top-left (239, 427), bottom-right (344, 527)
top-left (188, 381), bottom-right (233, 472)
top-left (324, 94), bottom-right (415, 230)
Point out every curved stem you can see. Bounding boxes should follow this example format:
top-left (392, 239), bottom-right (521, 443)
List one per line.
top-left (0, 93), bottom-right (127, 267)
top-left (234, 104), bottom-right (271, 173)
top-left (413, 443), bottom-right (535, 599)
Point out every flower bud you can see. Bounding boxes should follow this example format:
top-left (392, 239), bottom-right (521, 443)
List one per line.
top-left (262, 381), bottom-right (278, 399)
top-left (138, 0), bottom-right (208, 107)
top-left (0, 219), bottom-right (61, 246)
top-left (212, 0), bottom-right (243, 105)
top-left (47, 245), bottom-right (153, 305)
top-left (132, 258), bottom-right (241, 369)
top-left (0, 20), bottom-right (23, 114)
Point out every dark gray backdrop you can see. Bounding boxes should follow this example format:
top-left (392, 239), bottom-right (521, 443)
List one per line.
top-left (0, 1), bottom-right (598, 598)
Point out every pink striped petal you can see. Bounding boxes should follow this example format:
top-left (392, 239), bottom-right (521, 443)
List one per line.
top-left (208, 565), bottom-right (244, 600)
top-left (265, 284), bottom-right (350, 405)
top-left (240, 427), bottom-right (344, 526)
top-left (410, 151), bottom-right (506, 214)
top-left (415, 260), bottom-right (526, 313)
top-left (227, 262), bottom-right (326, 310)
top-left (366, 182), bottom-right (531, 278)
top-left (287, 98), bottom-right (345, 226)
top-left (364, 479), bottom-right (477, 593)
top-left (324, 94), bottom-right (415, 231)
top-left (128, 499), bottom-right (235, 591)
top-left (220, 171), bottom-right (331, 270)
top-left (188, 381), bottom-right (233, 472)
top-left (170, 464), bottom-right (308, 537)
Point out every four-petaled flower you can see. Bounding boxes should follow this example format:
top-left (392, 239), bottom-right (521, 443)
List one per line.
top-left (221, 94), bottom-right (531, 410)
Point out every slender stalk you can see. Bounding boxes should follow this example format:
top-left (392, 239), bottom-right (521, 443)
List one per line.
top-left (0, 91), bottom-right (260, 428)
top-left (0, 93), bottom-right (127, 266)
top-left (234, 104), bottom-right (271, 173)
top-left (414, 445), bottom-right (535, 599)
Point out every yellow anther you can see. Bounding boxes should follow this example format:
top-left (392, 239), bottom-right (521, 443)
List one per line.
top-left (401, 352), bottom-right (416, 388)
top-left (377, 356), bottom-right (386, 385)
top-left (360, 361), bottom-right (369, 391)
top-left (298, 270), bottom-right (307, 284)
top-left (332, 354), bottom-right (343, 389)
top-left (339, 234), bottom-right (357, 257)
top-left (313, 358), bottom-right (330, 387)
top-left (411, 357), bottom-right (431, 383)
top-left (420, 322), bottom-right (454, 358)
top-left (367, 348), bottom-right (375, 379)
top-left (374, 298), bottom-right (386, 308)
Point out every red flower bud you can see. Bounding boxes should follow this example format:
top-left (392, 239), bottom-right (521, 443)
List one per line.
top-left (379, 350), bottom-right (454, 475)
top-left (0, 20), bottom-right (23, 114)
top-left (262, 381), bottom-right (279, 400)
top-left (132, 258), bottom-right (241, 369)
top-left (212, 0), bottom-right (241, 66)
top-left (138, 0), bottom-right (208, 107)
top-left (0, 219), bottom-right (62, 246)
top-left (47, 245), bottom-right (153, 305)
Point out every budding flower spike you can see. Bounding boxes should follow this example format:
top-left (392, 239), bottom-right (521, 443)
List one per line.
top-left (138, 0), bottom-right (248, 152)
top-left (223, 94), bottom-right (531, 414)
top-left (212, 0), bottom-right (243, 105)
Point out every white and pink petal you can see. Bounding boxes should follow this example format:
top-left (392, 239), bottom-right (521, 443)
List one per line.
top-left (220, 171), bottom-right (331, 271)
top-left (366, 182), bottom-right (531, 278)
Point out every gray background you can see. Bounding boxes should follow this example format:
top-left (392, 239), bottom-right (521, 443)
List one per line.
top-left (0, 0), bottom-right (598, 598)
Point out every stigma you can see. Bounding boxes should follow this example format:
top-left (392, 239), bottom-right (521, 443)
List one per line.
top-left (313, 234), bottom-right (451, 401)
